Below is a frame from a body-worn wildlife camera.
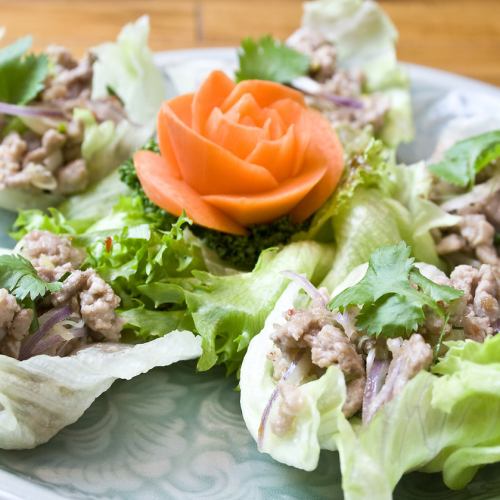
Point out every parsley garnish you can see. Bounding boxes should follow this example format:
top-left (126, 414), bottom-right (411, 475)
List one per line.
top-left (428, 130), bottom-right (500, 188)
top-left (235, 35), bottom-right (310, 84)
top-left (0, 36), bottom-right (49, 105)
top-left (0, 254), bottom-right (61, 302)
top-left (329, 243), bottom-right (463, 338)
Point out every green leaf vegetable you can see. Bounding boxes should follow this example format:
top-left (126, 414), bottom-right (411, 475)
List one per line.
top-left (13, 196), bottom-right (334, 373)
top-left (183, 241), bottom-right (334, 372)
top-left (235, 35), bottom-right (310, 83)
top-left (428, 129), bottom-right (500, 188)
top-left (300, 137), bottom-right (457, 290)
top-left (329, 243), bottom-right (463, 338)
top-left (0, 36), bottom-right (48, 105)
top-left (0, 254), bottom-right (61, 302)
top-left (91, 15), bottom-right (166, 132)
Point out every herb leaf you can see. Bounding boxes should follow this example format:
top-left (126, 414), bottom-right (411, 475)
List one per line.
top-left (235, 35), bottom-right (310, 84)
top-left (0, 254), bottom-right (61, 302)
top-left (428, 130), bottom-right (500, 187)
top-left (0, 36), bottom-right (49, 104)
top-left (329, 243), bottom-right (463, 338)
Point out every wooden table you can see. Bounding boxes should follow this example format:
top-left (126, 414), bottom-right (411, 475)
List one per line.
top-left (1, 0), bottom-right (499, 86)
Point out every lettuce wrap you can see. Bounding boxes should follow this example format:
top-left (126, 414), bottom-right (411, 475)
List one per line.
top-left (288, 0), bottom-right (413, 148)
top-left (0, 16), bottom-right (165, 212)
top-left (240, 244), bottom-right (500, 499)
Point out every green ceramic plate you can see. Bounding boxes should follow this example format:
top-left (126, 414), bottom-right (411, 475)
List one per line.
top-left (0, 50), bottom-right (500, 500)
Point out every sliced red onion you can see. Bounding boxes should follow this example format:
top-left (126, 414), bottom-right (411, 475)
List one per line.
top-left (290, 77), bottom-right (363, 109)
top-left (282, 270), bottom-right (328, 306)
top-left (19, 305), bottom-right (72, 361)
top-left (0, 102), bottom-right (66, 120)
top-left (364, 358), bottom-right (405, 426)
top-left (33, 325), bottom-right (87, 358)
top-left (362, 351), bottom-right (390, 424)
top-left (335, 310), bottom-right (357, 339)
top-left (258, 351), bottom-right (304, 450)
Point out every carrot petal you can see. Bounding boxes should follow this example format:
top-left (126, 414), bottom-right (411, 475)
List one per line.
top-left (203, 164), bottom-right (327, 226)
top-left (134, 150), bottom-right (247, 235)
top-left (157, 93), bottom-right (195, 179)
top-left (221, 79), bottom-right (305, 112)
top-left (290, 112), bottom-right (344, 222)
top-left (192, 70), bottom-right (235, 135)
top-left (245, 124), bottom-right (296, 182)
top-left (205, 107), bottom-right (270, 159)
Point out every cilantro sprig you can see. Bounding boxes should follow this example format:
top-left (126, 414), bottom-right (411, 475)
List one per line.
top-left (0, 254), bottom-right (61, 303)
top-left (428, 130), bottom-right (500, 188)
top-left (0, 35), bottom-right (49, 105)
top-left (329, 243), bottom-right (463, 338)
top-left (235, 35), bottom-right (310, 84)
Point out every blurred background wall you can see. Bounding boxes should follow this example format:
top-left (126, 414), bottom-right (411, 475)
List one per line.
top-left (1, 0), bottom-right (499, 85)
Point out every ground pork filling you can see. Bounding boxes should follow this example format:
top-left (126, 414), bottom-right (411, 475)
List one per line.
top-left (433, 165), bottom-right (500, 272)
top-left (268, 263), bottom-right (499, 435)
top-left (0, 230), bottom-right (123, 360)
top-left (0, 45), bottom-right (125, 195)
top-left (288, 29), bottom-right (389, 133)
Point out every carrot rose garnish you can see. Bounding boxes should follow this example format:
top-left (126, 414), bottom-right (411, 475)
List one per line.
top-left (134, 70), bottom-right (344, 235)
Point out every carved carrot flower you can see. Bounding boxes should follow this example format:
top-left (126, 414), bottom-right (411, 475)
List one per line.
top-left (134, 70), bottom-right (344, 235)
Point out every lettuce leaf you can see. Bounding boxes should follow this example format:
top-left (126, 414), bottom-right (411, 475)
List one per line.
top-left (0, 17), bottom-right (163, 213)
top-left (298, 0), bottom-right (413, 147)
top-left (13, 198), bottom-right (335, 375)
top-left (301, 139), bottom-right (455, 291)
top-left (0, 330), bottom-right (201, 449)
top-left (183, 241), bottom-right (335, 373)
top-left (91, 16), bottom-right (165, 131)
top-left (337, 336), bottom-right (500, 499)
top-left (57, 169), bottom-right (131, 221)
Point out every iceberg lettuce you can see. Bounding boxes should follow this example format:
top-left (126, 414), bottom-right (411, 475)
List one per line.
top-left (91, 16), bottom-right (165, 133)
top-left (240, 282), bottom-right (346, 470)
top-left (299, 138), bottom-right (457, 290)
top-left (184, 241), bottom-right (335, 373)
top-left (0, 330), bottom-right (201, 450)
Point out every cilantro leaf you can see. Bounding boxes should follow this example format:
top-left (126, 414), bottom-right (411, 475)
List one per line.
top-left (329, 243), bottom-right (463, 338)
top-left (356, 295), bottom-right (424, 338)
top-left (0, 254), bottom-right (61, 302)
top-left (330, 242), bottom-right (415, 309)
top-left (428, 130), bottom-right (500, 188)
top-left (235, 35), bottom-right (310, 83)
top-left (409, 269), bottom-right (463, 303)
top-left (0, 36), bottom-right (49, 104)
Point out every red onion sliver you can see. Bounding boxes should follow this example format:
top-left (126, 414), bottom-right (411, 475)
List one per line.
top-left (362, 349), bottom-right (390, 424)
top-left (281, 270), bottom-right (328, 306)
top-left (0, 102), bottom-right (66, 120)
top-left (258, 351), bottom-right (304, 450)
top-left (290, 78), bottom-right (363, 109)
top-left (19, 305), bottom-right (73, 361)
